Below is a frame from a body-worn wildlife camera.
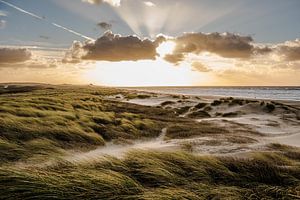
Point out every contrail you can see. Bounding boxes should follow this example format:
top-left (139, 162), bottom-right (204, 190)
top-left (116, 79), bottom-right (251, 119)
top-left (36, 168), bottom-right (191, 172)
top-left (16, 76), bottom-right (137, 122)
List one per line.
top-left (0, 0), bottom-right (43, 20)
top-left (51, 22), bottom-right (94, 41)
top-left (0, 0), bottom-right (95, 41)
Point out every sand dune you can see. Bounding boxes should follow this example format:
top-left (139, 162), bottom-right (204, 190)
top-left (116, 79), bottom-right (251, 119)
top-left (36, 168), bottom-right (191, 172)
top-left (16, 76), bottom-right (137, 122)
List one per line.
top-left (109, 92), bottom-right (300, 148)
top-left (60, 92), bottom-right (300, 164)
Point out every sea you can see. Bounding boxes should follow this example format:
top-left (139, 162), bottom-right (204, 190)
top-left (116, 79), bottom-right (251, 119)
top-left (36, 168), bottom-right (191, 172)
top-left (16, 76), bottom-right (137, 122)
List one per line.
top-left (124, 87), bottom-right (300, 101)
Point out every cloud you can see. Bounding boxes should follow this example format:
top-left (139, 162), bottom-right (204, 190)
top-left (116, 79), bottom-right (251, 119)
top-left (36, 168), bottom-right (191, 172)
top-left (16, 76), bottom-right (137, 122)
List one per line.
top-left (82, 0), bottom-right (121, 6)
top-left (0, 19), bottom-right (6, 29)
top-left (247, 39), bottom-right (300, 62)
top-left (0, 10), bottom-right (7, 16)
top-left (0, 47), bottom-right (62, 69)
top-left (0, 62), bottom-right (57, 69)
top-left (276, 39), bottom-right (300, 61)
top-left (144, 1), bottom-right (156, 7)
top-left (164, 53), bottom-right (184, 64)
top-left (0, 48), bottom-right (31, 64)
top-left (82, 0), bottom-right (154, 7)
top-left (64, 31), bottom-right (300, 69)
top-left (191, 62), bottom-right (211, 72)
top-left (162, 32), bottom-right (281, 65)
top-left (97, 22), bottom-right (112, 30)
top-left (164, 32), bottom-right (258, 64)
top-left (39, 35), bottom-right (50, 40)
top-left (66, 31), bottom-right (165, 62)
top-left (62, 41), bottom-right (86, 63)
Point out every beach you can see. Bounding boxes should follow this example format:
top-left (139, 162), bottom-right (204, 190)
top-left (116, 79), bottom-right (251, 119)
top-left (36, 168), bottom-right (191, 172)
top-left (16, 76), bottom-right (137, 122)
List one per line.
top-left (0, 84), bottom-right (299, 199)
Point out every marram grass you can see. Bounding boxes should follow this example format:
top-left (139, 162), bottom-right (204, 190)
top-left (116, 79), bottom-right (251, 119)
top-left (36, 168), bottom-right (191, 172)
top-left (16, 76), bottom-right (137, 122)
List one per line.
top-left (0, 85), bottom-right (299, 199)
top-left (0, 150), bottom-right (299, 199)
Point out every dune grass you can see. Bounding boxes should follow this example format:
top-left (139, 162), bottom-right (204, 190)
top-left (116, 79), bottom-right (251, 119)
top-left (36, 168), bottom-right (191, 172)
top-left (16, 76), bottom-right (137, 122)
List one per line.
top-left (0, 85), bottom-right (173, 163)
top-left (166, 121), bottom-right (230, 139)
top-left (0, 149), bottom-right (299, 199)
top-left (0, 84), bottom-right (299, 199)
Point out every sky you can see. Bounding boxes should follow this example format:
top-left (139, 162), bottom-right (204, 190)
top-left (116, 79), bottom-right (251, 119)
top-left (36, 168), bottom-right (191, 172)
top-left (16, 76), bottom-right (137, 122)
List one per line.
top-left (0, 0), bottom-right (300, 86)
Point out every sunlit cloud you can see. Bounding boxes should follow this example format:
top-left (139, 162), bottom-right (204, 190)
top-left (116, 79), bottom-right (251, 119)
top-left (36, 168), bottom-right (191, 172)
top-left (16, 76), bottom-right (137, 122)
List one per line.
top-left (191, 62), bottom-right (211, 73)
top-left (63, 31), bottom-right (300, 85)
top-left (144, 1), bottom-right (156, 7)
top-left (82, 0), bottom-right (121, 7)
top-left (65, 31), bottom-right (165, 62)
top-left (163, 32), bottom-right (256, 65)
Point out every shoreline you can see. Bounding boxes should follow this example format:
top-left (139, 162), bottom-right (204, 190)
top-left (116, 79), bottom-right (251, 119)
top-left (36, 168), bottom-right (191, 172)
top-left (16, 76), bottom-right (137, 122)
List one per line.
top-left (120, 87), bottom-right (300, 102)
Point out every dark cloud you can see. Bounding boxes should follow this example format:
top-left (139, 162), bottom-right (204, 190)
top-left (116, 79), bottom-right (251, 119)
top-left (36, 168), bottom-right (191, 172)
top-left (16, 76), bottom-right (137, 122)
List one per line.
top-left (281, 46), bottom-right (300, 61)
top-left (0, 47), bottom-right (58, 69)
top-left (97, 22), bottom-right (112, 30)
top-left (253, 46), bottom-right (272, 55)
top-left (0, 48), bottom-right (31, 64)
top-left (191, 62), bottom-right (211, 72)
top-left (67, 31), bottom-right (165, 62)
top-left (164, 53), bottom-right (185, 64)
top-left (39, 35), bottom-right (50, 40)
top-left (250, 39), bottom-right (300, 61)
top-left (165, 32), bottom-right (255, 64)
top-left (65, 31), bottom-right (300, 64)
top-left (277, 40), bottom-right (300, 61)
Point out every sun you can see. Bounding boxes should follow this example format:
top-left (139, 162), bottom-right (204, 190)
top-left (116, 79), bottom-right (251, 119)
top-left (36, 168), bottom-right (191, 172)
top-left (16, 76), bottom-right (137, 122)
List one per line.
top-left (157, 41), bottom-right (176, 57)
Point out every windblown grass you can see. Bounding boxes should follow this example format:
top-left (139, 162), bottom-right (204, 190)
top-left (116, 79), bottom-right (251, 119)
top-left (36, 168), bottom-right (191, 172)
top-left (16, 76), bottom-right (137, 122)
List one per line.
top-left (0, 85), bottom-right (172, 163)
top-left (1, 84), bottom-right (299, 199)
top-left (166, 121), bottom-right (230, 139)
top-left (0, 149), bottom-right (299, 199)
